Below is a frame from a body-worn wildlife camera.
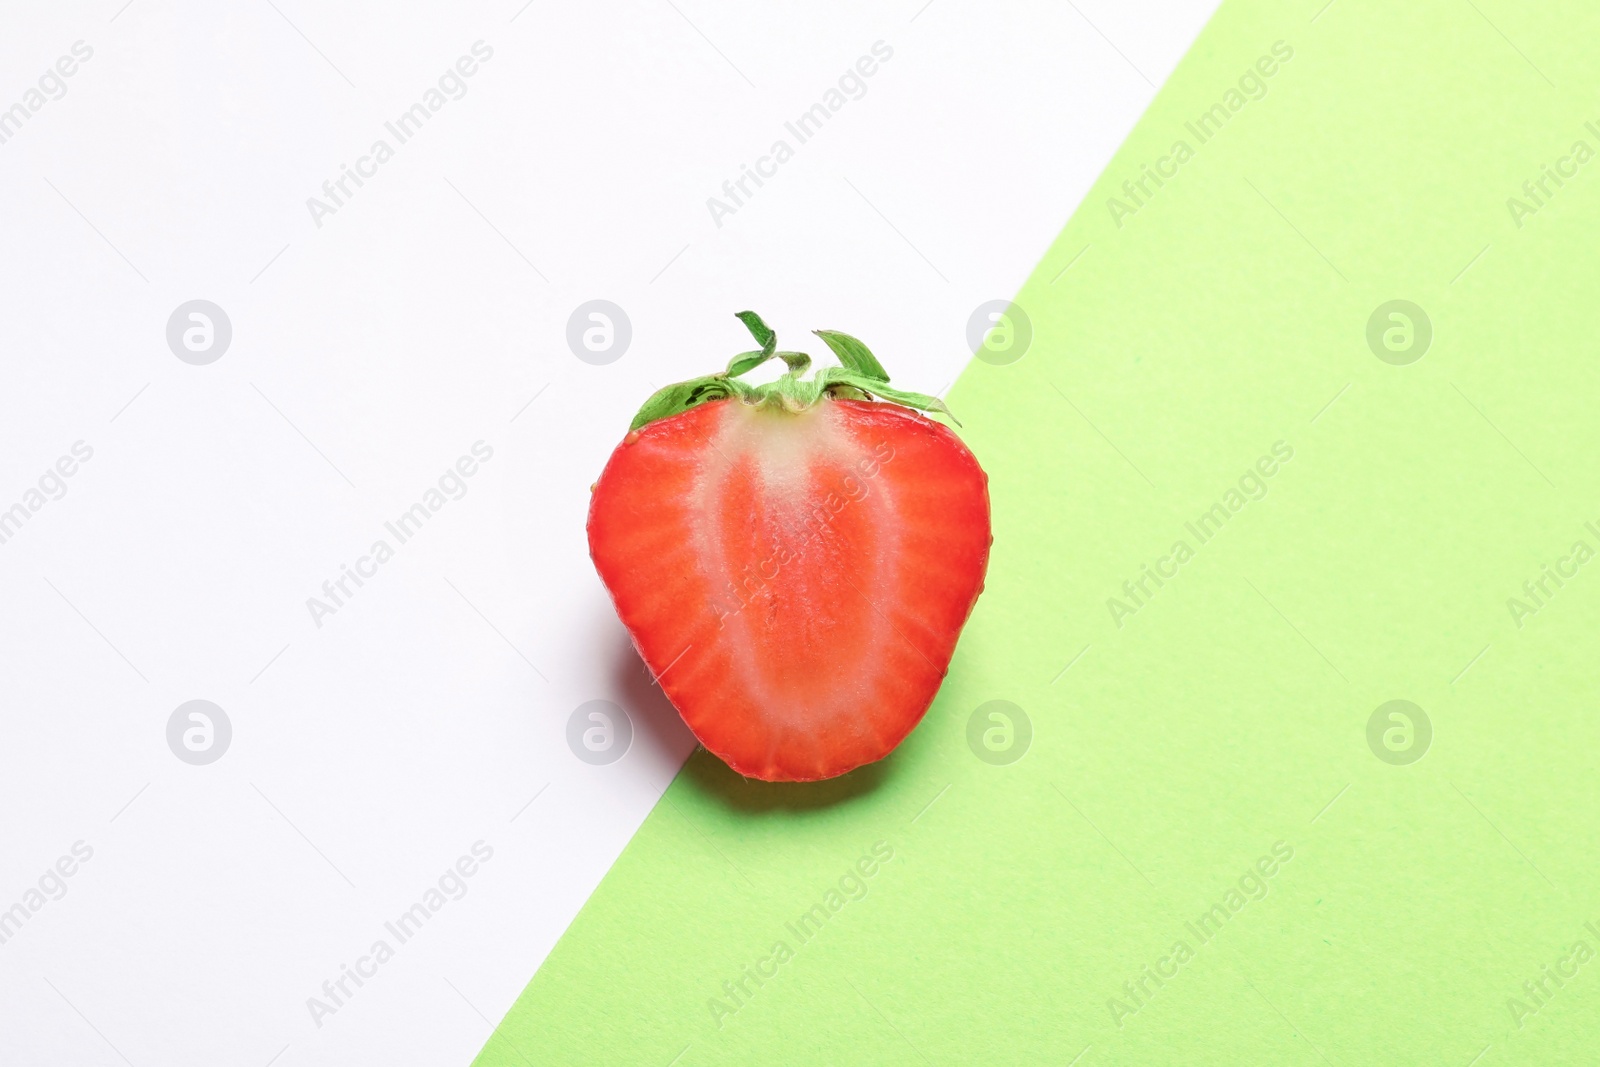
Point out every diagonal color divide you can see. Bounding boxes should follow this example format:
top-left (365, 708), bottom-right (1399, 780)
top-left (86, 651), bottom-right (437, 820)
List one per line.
top-left (473, 2), bottom-right (1600, 1064)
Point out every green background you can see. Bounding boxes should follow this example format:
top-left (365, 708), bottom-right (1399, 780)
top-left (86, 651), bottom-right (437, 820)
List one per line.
top-left (478, 0), bottom-right (1600, 1062)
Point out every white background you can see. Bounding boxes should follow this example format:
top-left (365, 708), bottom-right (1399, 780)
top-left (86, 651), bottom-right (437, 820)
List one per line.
top-left (0, 1), bottom-right (1216, 1063)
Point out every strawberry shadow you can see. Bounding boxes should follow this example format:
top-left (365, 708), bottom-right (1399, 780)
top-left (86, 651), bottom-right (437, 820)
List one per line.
top-left (678, 747), bottom-right (897, 814)
top-left (611, 636), bottom-right (698, 761)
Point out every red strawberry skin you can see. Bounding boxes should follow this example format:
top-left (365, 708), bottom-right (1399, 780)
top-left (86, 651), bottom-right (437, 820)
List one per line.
top-left (587, 396), bottom-right (991, 781)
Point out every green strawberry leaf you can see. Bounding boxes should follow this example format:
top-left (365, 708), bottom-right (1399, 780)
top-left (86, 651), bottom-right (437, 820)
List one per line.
top-left (728, 313), bottom-right (809, 378)
top-left (735, 310), bottom-right (776, 354)
top-left (726, 311), bottom-right (778, 377)
top-left (628, 375), bottom-right (749, 431)
top-left (725, 350), bottom-right (769, 377)
top-left (813, 330), bottom-right (889, 382)
top-left (773, 350), bottom-right (811, 376)
top-left (820, 367), bottom-right (958, 424)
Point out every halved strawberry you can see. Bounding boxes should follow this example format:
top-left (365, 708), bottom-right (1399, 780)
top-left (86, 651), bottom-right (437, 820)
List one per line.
top-left (587, 313), bottom-right (991, 781)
